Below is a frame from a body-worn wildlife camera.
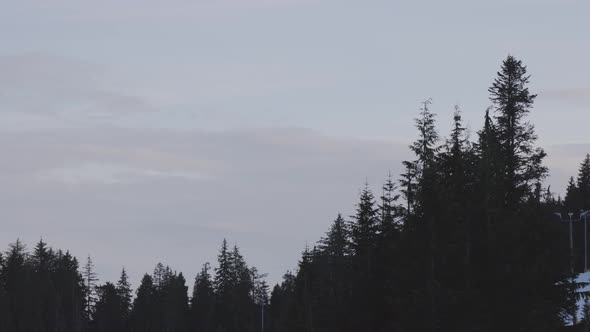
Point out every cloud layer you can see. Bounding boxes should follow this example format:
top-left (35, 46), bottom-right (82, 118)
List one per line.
top-left (0, 120), bottom-right (408, 285)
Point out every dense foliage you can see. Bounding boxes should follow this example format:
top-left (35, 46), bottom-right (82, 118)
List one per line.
top-left (1, 56), bottom-right (588, 331)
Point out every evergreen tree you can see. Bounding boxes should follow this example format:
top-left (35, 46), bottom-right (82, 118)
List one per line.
top-left (349, 183), bottom-right (379, 257)
top-left (92, 282), bottom-right (125, 332)
top-left (269, 272), bottom-right (297, 332)
top-left (214, 239), bottom-right (232, 298)
top-left (231, 244), bottom-right (255, 332)
top-left (214, 239), bottom-right (233, 331)
top-left (379, 171), bottom-right (401, 233)
top-left (564, 176), bottom-right (580, 212)
top-left (162, 271), bottom-right (189, 332)
top-left (479, 55), bottom-right (569, 332)
top-left (3, 240), bottom-right (34, 332)
top-left (152, 262), bottom-right (169, 290)
top-left (84, 255), bottom-right (98, 322)
top-left (54, 250), bottom-right (86, 332)
top-left (318, 214), bottom-right (350, 258)
top-left (411, 98), bottom-right (440, 166)
top-left (130, 274), bottom-right (158, 332)
top-left (190, 263), bottom-right (215, 332)
top-left (489, 55), bottom-right (546, 209)
top-left (315, 214), bottom-right (352, 332)
top-left (399, 99), bottom-right (442, 332)
top-left (31, 239), bottom-right (59, 332)
top-left (293, 247), bottom-right (316, 332)
top-left (116, 268), bottom-right (132, 325)
top-left (252, 268), bottom-right (270, 332)
top-left (349, 185), bottom-right (380, 331)
top-left (399, 160), bottom-right (418, 215)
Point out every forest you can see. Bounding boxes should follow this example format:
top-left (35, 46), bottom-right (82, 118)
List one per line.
top-left (2, 55), bottom-right (590, 332)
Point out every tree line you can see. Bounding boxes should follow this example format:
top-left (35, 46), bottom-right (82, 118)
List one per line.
top-left (1, 55), bottom-right (589, 331)
top-left (0, 238), bottom-right (269, 332)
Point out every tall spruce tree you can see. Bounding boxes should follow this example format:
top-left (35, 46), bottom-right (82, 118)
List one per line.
top-left (130, 274), bottom-right (158, 332)
top-left (31, 239), bottom-right (58, 332)
top-left (399, 160), bottom-right (419, 216)
top-left (92, 282), bottom-right (125, 332)
top-left (479, 55), bottom-right (572, 332)
top-left (488, 55), bottom-right (546, 209)
top-left (3, 240), bottom-right (34, 332)
top-left (318, 214), bottom-right (350, 258)
top-left (411, 98), bottom-right (440, 166)
top-left (162, 271), bottom-right (189, 332)
top-left (116, 268), bottom-right (132, 325)
top-left (349, 184), bottom-right (380, 331)
top-left (379, 172), bottom-right (401, 233)
top-left (190, 263), bottom-right (215, 332)
top-left (55, 250), bottom-right (86, 332)
top-left (407, 99), bottom-right (442, 332)
top-left (350, 183), bottom-right (379, 257)
top-left (84, 255), bottom-right (98, 322)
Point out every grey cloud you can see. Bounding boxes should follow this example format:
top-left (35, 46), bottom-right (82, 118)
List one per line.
top-left (0, 126), bottom-right (408, 286)
top-left (538, 88), bottom-right (590, 105)
top-left (5, 0), bottom-right (314, 24)
top-left (0, 54), bottom-right (344, 131)
top-left (0, 54), bottom-right (159, 120)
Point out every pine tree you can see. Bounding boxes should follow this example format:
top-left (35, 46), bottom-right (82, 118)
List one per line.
top-left (564, 176), bottom-right (580, 212)
top-left (32, 239), bottom-right (53, 273)
top-left (489, 55), bottom-right (546, 209)
top-left (152, 262), bottom-right (169, 290)
top-left (478, 55), bottom-right (571, 332)
top-left (84, 255), bottom-right (98, 322)
top-left (130, 274), bottom-right (158, 332)
top-left (315, 214), bottom-right (353, 332)
top-left (379, 172), bottom-right (401, 233)
top-left (318, 214), bottom-right (350, 258)
top-left (116, 268), bottom-right (132, 325)
top-left (294, 246), bottom-right (316, 332)
top-left (3, 240), bottom-right (33, 332)
top-left (252, 267), bottom-right (270, 332)
top-left (349, 183), bottom-right (379, 257)
top-left (399, 160), bottom-right (418, 216)
top-left (405, 100), bottom-right (442, 332)
top-left (214, 239), bottom-right (232, 298)
top-left (190, 263), bottom-right (215, 332)
top-left (432, 107), bottom-right (480, 331)
top-left (349, 184), bottom-right (380, 331)
top-left (411, 98), bottom-right (440, 166)
top-left (162, 271), bottom-right (189, 332)
top-left (269, 272), bottom-right (297, 332)
top-left (54, 250), bottom-right (86, 332)
top-left (231, 244), bottom-right (255, 331)
top-left (31, 239), bottom-right (58, 332)
top-left (92, 282), bottom-right (125, 332)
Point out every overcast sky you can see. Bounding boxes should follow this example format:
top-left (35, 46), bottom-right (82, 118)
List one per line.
top-left (1, 0), bottom-right (589, 287)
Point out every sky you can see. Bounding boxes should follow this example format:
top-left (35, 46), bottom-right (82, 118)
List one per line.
top-left (0, 0), bottom-right (589, 287)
